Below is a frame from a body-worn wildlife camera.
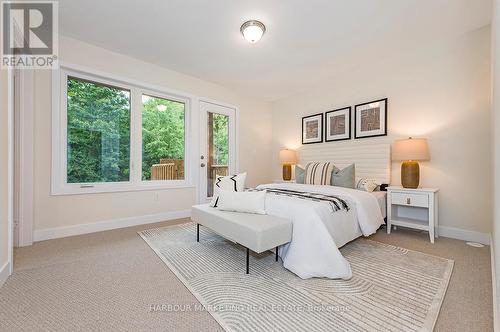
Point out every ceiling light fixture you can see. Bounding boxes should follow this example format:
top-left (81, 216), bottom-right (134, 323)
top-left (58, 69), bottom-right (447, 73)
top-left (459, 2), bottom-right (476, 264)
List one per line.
top-left (240, 20), bottom-right (266, 44)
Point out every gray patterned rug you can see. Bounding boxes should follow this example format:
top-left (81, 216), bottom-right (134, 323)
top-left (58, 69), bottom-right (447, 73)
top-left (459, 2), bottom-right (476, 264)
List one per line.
top-left (139, 223), bottom-right (453, 332)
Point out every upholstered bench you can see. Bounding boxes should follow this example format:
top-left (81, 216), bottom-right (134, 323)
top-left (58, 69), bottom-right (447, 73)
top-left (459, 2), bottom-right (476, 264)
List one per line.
top-left (191, 204), bottom-right (293, 274)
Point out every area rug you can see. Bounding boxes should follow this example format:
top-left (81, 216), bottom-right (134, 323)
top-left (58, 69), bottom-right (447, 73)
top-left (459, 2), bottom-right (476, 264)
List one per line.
top-left (139, 223), bottom-right (453, 332)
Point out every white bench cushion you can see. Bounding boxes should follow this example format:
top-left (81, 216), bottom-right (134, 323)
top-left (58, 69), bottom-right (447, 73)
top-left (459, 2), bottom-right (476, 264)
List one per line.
top-left (192, 204), bottom-right (292, 253)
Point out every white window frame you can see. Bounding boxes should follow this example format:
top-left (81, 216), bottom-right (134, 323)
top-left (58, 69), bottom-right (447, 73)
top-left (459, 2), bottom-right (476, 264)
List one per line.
top-left (52, 63), bottom-right (194, 195)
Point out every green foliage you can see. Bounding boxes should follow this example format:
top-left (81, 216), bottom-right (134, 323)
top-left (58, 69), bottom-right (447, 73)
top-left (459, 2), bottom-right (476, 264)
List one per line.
top-left (66, 78), bottom-right (228, 183)
top-left (212, 113), bottom-right (228, 165)
top-left (67, 80), bottom-right (187, 183)
top-left (141, 96), bottom-right (185, 180)
top-left (67, 78), bottom-right (130, 183)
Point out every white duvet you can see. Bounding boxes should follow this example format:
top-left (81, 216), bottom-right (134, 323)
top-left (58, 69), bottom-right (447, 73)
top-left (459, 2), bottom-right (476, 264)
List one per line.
top-left (256, 183), bottom-right (384, 280)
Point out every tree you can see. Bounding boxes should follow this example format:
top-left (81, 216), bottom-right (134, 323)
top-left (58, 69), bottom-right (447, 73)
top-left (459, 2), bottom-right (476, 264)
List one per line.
top-left (67, 78), bottom-right (130, 183)
top-left (67, 80), bottom-right (187, 183)
top-left (141, 96), bottom-right (185, 179)
top-left (212, 113), bottom-right (228, 165)
top-left (66, 78), bottom-right (229, 183)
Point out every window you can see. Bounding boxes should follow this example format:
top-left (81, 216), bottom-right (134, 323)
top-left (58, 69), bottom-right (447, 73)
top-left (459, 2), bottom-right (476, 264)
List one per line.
top-left (67, 77), bottom-right (131, 183)
top-left (142, 94), bottom-right (185, 181)
top-left (52, 66), bottom-right (192, 195)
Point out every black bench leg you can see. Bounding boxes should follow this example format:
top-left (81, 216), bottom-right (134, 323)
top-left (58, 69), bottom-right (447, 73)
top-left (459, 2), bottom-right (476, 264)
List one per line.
top-left (197, 223), bottom-right (200, 242)
top-left (275, 246), bottom-right (279, 262)
top-left (246, 248), bottom-right (249, 274)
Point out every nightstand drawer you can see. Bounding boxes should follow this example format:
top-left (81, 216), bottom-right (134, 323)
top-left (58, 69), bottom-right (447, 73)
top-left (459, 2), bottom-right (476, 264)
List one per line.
top-left (391, 192), bottom-right (429, 208)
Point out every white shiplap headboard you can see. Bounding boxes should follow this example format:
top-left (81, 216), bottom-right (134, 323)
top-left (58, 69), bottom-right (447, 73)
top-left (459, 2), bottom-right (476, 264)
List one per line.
top-left (298, 143), bottom-right (391, 184)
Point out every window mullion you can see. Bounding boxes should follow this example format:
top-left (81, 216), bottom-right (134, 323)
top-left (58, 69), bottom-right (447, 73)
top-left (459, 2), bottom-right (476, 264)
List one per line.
top-left (130, 88), bottom-right (143, 185)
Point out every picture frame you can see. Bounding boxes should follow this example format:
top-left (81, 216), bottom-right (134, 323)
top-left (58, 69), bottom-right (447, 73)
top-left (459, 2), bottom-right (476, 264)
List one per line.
top-left (325, 107), bottom-right (351, 142)
top-left (354, 98), bottom-right (388, 139)
top-left (302, 113), bottom-right (323, 144)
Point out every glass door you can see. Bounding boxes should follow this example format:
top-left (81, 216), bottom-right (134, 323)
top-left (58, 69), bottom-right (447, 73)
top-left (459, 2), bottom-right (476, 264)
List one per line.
top-left (199, 101), bottom-right (236, 203)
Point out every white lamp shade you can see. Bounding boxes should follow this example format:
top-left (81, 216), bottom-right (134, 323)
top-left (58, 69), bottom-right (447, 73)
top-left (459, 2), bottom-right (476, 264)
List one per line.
top-left (279, 149), bottom-right (297, 164)
top-left (392, 138), bottom-right (430, 161)
top-left (241, 20), bottom-right (266, 43)
top-left (243, 25), bottom-right (263, 43)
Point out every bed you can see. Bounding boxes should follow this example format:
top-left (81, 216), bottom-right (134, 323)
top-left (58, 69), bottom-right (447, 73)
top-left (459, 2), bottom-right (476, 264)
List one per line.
top-left (372, 190), bottom-right (387, 218)
top-left (257, 143), bottom-right (391, 280)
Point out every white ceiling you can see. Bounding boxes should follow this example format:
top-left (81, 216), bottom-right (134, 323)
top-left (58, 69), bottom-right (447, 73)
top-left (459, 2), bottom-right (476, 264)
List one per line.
top-left (59, 0), bottom-right (492, 101)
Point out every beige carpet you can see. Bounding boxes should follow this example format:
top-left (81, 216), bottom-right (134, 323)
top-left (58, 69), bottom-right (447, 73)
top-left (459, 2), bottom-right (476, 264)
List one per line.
top-left (0, 219), bottom-right (493, 331)
top-left (140, 223), bottom-right (454, 332)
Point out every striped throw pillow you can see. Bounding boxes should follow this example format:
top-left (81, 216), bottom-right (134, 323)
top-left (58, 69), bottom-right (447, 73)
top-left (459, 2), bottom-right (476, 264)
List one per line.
top-left (304, 162), bottom-right (337, 185)
top-left (355, 177), bottom-right (379, 192)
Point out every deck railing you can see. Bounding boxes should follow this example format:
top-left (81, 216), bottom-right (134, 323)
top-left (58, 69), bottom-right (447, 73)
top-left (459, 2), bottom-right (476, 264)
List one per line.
top-left (150, 161), bottom-right (228, 185)
top-left (210, 165), bottom-right (229, 179)
top-left (207, 165), bottom-right (229, 197)
top-left (160, 159), bottom-right (184, 179)
top-left (151, 163), bottom-right (175, 180)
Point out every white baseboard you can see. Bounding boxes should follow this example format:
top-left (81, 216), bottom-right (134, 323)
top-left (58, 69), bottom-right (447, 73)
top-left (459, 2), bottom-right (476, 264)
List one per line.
top-left (31, 211), bottom-right (491, 244)
top-left (0, 261), bottom-right (10, 288)
top-left (438, 226), bottom-right (490, 245)
top-left (34, 209), bottom-right (191, 242)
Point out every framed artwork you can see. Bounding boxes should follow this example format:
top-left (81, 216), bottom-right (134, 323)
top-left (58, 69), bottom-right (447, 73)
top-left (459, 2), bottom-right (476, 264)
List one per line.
top-left (354, 98), bottom-right (388, 139)
top-left (302, 113), bottom-right (323, 144)
top-left (325, 107), bottom-right (351, 142)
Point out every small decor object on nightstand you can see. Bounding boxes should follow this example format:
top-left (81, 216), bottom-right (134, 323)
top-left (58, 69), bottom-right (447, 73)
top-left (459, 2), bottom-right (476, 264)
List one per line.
top-left (392, 137), bottom-right (430, 189)
top-left (279, 149), bottom-right (297, 181)
top-left (302, 113), bottom-right (323, 144)
top-left (387, 186), bottom-right (439, 243)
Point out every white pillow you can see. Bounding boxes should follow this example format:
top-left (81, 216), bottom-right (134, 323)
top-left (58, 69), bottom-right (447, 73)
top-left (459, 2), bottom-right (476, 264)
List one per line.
top-left (216, 190), bottom-right (267, 215)
top-left (356, 177), bottom-right (379, 192)
top-left (210, 172), bottom-right (247, 207)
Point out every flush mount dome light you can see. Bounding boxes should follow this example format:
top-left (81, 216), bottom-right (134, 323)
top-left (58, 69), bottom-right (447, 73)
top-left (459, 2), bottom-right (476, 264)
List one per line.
top-left (240, 20), bottom-right (266, 43)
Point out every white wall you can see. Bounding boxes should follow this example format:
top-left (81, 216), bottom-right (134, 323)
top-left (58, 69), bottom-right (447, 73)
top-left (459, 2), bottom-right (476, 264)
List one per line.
top-left (32, 36), bottom-right (272, 234)
top-left (271, 26), bottom-right (492, 236)
top-left (492, 0), bottom-right (500, 326)
top-left (0, 69), bottom-right (10, 277)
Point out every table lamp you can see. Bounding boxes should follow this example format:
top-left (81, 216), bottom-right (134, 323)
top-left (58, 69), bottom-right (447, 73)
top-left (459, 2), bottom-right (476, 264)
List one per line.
top-left (392, 137), bottom-right (430, 189)
top-left (279, 149), bottom-right (297, 181)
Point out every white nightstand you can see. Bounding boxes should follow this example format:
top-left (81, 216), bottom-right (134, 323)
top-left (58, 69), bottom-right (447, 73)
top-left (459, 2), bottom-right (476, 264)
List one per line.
top-left (386, 186), bottom-right (439, 243)
top-left (273, 180), bottom-right (296, 183)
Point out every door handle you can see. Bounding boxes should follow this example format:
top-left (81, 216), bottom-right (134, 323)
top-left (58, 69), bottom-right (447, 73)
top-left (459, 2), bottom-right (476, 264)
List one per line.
top-left (406, 198), bottom-right (411, 205)
top-left (200, 163), bottom-right (206, 167)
